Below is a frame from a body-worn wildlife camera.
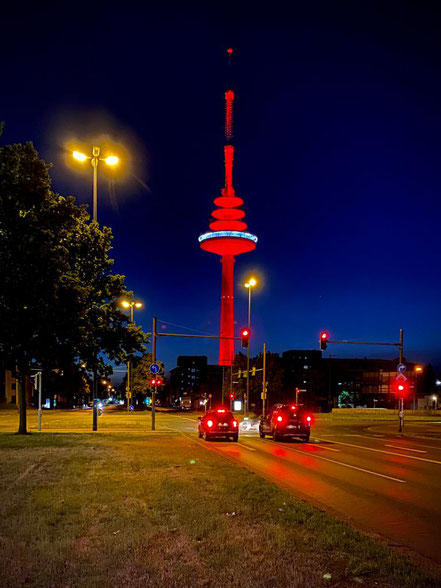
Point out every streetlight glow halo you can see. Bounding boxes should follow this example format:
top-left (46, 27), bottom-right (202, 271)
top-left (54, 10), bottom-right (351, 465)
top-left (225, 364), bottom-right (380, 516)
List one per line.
top-left (73, 150), bottom-right (88, 162)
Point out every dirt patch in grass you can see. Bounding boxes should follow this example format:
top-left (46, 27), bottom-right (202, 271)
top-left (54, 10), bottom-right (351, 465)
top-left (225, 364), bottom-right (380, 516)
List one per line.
top-left (0, 432), bottom-right (439, 587)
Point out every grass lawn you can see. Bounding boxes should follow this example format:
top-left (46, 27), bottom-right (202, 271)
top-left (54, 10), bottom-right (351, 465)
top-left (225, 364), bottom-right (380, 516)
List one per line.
top-left (0, 431), bottom-right (439, 588)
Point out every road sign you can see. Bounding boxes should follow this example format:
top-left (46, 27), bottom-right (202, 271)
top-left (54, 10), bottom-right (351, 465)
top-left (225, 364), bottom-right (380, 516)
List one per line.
top-left (397, 363), bottom-right (406, 373)
top-left (149, 363), bottom-right (160, 374)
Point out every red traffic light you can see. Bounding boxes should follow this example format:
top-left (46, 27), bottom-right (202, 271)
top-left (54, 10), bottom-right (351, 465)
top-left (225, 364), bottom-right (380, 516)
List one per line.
top-left (150, 378), bottom-right (163, 386)
top-left (393, 378), bottom-right (409, 397)
top-left (229, 393), bottom-right (234, 400)
top-left (320, 331), bottom-right (329, 350)
top-left (240, 327), bottom-right (250, 348)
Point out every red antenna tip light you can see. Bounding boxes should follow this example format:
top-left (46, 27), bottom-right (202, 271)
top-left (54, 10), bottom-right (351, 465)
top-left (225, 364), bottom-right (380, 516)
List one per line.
top-left (227, 48), bottom-right (233, 55)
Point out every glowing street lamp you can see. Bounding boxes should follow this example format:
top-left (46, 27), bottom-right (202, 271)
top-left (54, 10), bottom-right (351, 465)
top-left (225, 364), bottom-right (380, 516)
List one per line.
top-left (120, 299), bottom-right (144, 411)
top-left (72, 146), bottom-right (119, 221)
top-left (244, 277), bottom-right (257, 416)
top-left (120, 299), bottom-right (143, 323)
top-left (414, 365), bottom-right (423, 410)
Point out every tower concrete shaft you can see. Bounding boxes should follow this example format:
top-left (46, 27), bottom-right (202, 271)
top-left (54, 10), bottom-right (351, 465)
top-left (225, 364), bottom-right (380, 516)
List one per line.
top-left (219, 255), bottom-right (235, 365)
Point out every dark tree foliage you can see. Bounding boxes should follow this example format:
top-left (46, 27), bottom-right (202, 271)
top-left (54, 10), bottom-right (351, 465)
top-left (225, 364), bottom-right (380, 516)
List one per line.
top-left (0, 140), bottom-right (146, 432)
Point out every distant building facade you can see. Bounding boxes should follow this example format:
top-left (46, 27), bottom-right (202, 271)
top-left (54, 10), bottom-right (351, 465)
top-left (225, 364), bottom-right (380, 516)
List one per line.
top-left (170, 356), bottom-right (223, 409)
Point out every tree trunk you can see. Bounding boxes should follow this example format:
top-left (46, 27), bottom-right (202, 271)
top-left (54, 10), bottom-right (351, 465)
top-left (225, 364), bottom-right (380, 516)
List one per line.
top-left (17, 372), bottom-right (28, 435)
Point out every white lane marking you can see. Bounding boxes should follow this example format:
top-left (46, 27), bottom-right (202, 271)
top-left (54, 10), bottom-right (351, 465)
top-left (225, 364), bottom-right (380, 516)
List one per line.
top-left (320, 437), bottom-right (441, 466)
top-left (237, 442), bottom-right (256, 452)
top-left (310, 444), bottom-right (340, 452)
top-left (345, 434), bottom-right (384, 439)
top-left (277, 444), bottom-right (406, 483)
top-left (393, 441), bottom-right (441, 451)
top-left (385, 444), bottom-right (427, 454)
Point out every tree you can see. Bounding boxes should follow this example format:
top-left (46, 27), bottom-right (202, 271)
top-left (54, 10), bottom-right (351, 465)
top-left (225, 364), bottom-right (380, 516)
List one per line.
top-left (0, 140), bottom-right (146, 432)
top-left (126, 353), bottom-right (164, 402)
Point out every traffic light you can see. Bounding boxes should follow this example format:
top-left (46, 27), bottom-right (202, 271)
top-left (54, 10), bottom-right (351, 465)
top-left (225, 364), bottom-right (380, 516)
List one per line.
top-left (240, 327), bottom-right (250, 348)
top-left (150, 378), bottom-right (163, 387)
top-left (251, 367), bottom-right (256, 376)
top-left (320, 331), bottom-right (329, 350)
top-left (229, 393), bottom-right (234, 400)
top-left (393, 378), bottom-right (409, 397)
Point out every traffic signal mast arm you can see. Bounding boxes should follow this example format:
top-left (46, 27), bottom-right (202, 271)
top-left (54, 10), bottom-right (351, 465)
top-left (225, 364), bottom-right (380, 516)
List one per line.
top-left (326, 339), bottom-right (401, 347)
top-left (319, 329), bottom-right (404, 362)
top-left (156, 333), bottom-right (243, 340)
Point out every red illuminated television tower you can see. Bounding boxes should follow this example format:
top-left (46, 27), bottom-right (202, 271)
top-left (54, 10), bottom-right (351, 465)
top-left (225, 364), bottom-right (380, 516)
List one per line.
top-left (199, 49), bottom-right (257, 366)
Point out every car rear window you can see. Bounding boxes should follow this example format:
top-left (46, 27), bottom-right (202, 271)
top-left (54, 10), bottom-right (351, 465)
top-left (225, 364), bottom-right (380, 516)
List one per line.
top-left (208, 410), bottom-right (234, 420)
top-left (281, 406), bottom-right (304, 416)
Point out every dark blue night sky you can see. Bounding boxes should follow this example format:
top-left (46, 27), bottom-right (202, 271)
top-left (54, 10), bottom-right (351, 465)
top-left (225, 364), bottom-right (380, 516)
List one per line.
top-left (2, 3), bottom-right (441, 373)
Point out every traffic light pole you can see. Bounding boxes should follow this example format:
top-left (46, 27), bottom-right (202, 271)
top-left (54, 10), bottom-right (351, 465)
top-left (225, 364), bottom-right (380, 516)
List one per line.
top-left (150, 317), bottom-right (244, 429)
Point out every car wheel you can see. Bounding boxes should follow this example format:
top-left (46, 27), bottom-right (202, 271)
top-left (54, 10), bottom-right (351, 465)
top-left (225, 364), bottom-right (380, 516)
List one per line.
top-left (272, 429), bottom-right (280, 442)
top-left (259, 431), bottom-right (265, 438)
top-left (231, 434), bottom-right (238, 442)
top-left (198, 429), bottom-right (203, 438)
top-left (302, 434), bottom-right (310, 443)
top-left (204, 431), bottom-right (211, 441)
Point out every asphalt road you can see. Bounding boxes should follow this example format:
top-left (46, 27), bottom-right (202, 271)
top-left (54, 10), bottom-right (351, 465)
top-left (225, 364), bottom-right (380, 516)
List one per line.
top-left (160, 412), bottom-right (441, 566)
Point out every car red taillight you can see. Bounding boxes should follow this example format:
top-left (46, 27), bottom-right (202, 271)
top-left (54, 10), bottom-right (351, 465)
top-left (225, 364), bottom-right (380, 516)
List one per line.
top-left (232, 420), bottom-right (238, 428)
top-left (277, 415), bottom-right (283, 422)
top-left (207, 419), bottom-right (214, 428)
top-left (306, 416), bottom-right (311, 423)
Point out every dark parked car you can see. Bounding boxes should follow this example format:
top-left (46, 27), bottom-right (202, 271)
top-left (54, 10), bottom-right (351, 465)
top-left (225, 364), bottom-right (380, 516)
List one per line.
top-left (259, 404), bottom-right (312, 442)
top-left (198, 409), bottom-right (239, 441)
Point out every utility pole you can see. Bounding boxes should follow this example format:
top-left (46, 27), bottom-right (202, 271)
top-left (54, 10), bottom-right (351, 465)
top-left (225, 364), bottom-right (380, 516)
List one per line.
top-left (92, 370), bottom-right (98, 431)
top-left (262, 343), bottom-right (267, 416)
top-left (398, 328), bottom-right (404, 433)
top-left (152, 317), bottom-right (157, 431)
top-left (37, 371), bottom-right (42, 432)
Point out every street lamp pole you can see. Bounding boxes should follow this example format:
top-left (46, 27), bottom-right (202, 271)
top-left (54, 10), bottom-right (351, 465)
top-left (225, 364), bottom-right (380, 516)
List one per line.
top-left (246, 285), bottom-right (251, 416)
top-left (72, 145), bottom-right (119, 223)
top-left (120, 299), bottom-right (143, 412)
top-left (244, 278), bottom-right (257, 417)
top-left (73, 145), bottom-right (119, 431)
top-left (414, 366), bottom-right (423, 411)
top-left (92, 146), bottom-right (99, 221)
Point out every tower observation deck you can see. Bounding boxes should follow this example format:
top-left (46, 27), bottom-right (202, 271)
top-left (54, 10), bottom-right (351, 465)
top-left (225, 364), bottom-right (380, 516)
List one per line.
top-left (198, 50), bottom-right (257, 366)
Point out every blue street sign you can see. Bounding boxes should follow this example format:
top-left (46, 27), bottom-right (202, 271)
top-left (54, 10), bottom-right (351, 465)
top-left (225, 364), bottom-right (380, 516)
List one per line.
top-left (150, 363), bottom-right (160, 374)
top-left (397, 363), bottom-right (406, 373)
